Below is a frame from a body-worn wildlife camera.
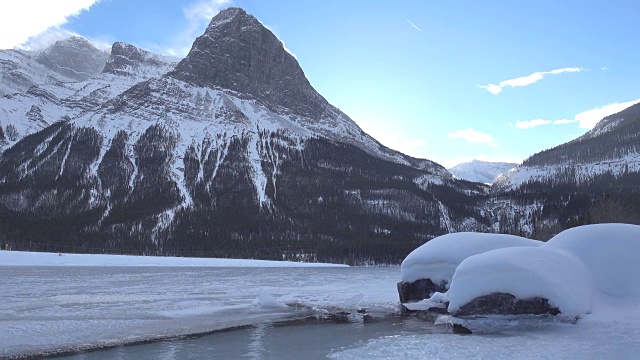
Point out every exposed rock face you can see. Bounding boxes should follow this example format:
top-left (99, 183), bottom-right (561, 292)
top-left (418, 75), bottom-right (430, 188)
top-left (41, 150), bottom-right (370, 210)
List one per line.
top-left (170, 7), bottom-right (326, 119)
top-left (452, 323), bottom-right (473, 335)
top-left (453, 293), bottom-right (560, 317)
top-left (103, 42), bottom-right (177, 78)
top-left (37, 37), bottom-right (109, 81)
top-left (397, 279), bottom-right (447, 304)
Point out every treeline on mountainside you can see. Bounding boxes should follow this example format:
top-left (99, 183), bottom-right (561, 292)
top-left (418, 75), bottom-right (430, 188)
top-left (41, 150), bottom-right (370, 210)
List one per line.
top-left (523, 118), bottom-right (640, 166)
top-left (492, 170), bottom-right (640, 240)
top-left (0, 125), bottom-right (486, 264)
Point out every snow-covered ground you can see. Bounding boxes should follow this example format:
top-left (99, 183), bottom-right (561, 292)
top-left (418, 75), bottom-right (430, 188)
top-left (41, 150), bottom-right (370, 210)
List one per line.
top-left (0, 250), bottom-right (347, 267)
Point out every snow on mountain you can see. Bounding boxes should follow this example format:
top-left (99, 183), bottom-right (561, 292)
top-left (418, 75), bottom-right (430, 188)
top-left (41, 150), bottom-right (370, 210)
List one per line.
top-left (36, 36), bottom-right (110, 81)
top-left (494, 101), bottom-right (640, 191)
top-left (494, 153), bottom-right (640, 191)
top-left (0, 42), bottom-right (177, 150)
top-left (0, 8), bottom-right (483, 261)
top-left (169, 7), bottom-right (447, 176)
top-left (448, 160), bottom-right (517, 184)
top-left (0, 48), bottom-right (76, 96)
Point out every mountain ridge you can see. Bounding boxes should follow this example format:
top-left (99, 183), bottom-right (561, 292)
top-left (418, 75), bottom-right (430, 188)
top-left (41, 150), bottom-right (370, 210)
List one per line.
top-left (0, 7), bottom-right (484, 264)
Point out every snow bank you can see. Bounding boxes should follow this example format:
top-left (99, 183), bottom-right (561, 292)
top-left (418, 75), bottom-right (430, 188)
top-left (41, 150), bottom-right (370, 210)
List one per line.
top-left (400, 233), bottom-right (542, 283)
top-left (447, 246), bottom-right (592, 318)
top-left (0, 251), bottom-right (347, 267)
top-left (544, 223), bottom-right (640, 297)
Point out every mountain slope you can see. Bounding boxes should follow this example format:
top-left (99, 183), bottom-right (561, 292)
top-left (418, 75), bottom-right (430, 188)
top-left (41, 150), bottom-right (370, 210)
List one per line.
top-left (488, 102), bottom-right (640, 238)
top-left (0, 8), bottom-right (485, 264)
top-left (0, 42), bottom-right (177, 150)
top-left (494, 102), bottom-right (640, 191)
top-left (36, 37), bottom-right (110, 81)
top-left (449, 160), bottom-right (516, 184)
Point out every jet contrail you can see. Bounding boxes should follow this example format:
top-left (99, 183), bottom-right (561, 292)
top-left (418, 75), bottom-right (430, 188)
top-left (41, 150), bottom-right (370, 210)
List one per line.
top-left (404, 17), bottom-right (421, 32)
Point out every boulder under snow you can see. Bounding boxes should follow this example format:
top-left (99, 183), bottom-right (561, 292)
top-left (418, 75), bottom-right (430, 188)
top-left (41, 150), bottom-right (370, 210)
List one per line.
top-left (404, 223), bottom-right (640, 319)
top-left (398, 233), bottom-right (542, 303)
top-left (544, 223), bottom-right (640, 297)
top-left (447, 246), bottom-right (592, 318)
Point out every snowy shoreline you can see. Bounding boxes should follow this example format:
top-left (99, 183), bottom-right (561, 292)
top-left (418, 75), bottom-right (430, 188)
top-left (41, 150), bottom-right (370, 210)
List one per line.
top-left (0, 250), bottom-right (348, 267)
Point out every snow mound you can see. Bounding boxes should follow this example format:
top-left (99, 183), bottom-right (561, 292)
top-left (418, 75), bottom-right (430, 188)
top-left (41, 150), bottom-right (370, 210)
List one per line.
top-left (447, 246), bottom-right (592, 318)
top-left (400, 233), bottom-right (542, 283)
top-left (544, 223), bottom-right (640, 297)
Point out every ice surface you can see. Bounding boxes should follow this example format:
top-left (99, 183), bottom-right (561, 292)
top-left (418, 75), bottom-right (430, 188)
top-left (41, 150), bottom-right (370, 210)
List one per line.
top-left (0, 266), bottom-right (399, 358)
top-left (257, 288), bottom-right (288, 309)
top-left (0, 251), bottom-right (347, 267)
top-left (400, 232), bottom-right (542, 283)
top-left (447, 246), bottom-right (593, 318)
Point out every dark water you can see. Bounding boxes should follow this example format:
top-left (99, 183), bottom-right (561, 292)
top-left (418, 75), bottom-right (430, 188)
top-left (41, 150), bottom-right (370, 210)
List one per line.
top-left (60, 316), bottom-right (443, 360)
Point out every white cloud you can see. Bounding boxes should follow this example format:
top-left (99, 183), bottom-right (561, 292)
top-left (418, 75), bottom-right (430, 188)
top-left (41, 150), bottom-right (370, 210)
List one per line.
top-left (553, 119), bottom-right (575, 125)
top-left (448, 128), bottom-right (497, 147)
top-left (0, 0), bottom-right (100, 50)
top-left (18, 27), bottom-right (113, 52)
top-left (154, 0), bottom-right (232, 57)
top-left (514, 119), bottom-right (552, 129)
top-left (478, 67), bottom-right (582, 95)
top-left (512, 99), bottom-right (640, 130)
top-left (574, 99), bottom-right (640, 129)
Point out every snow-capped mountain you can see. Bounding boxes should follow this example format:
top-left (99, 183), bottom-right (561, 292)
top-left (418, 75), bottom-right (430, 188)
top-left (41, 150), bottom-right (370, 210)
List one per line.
top-left (0, 41), bottom-right (177, 150)
top-left (448, 160), bottom-right (517, 184)
top-left (487, 101), bottom-right (640, 238)
top-left (494, 102), bottom-right (640, 191)
top-left (35, 37), bottom-right (110, 81)
top-left (0, 8), bottom-right (485, 263)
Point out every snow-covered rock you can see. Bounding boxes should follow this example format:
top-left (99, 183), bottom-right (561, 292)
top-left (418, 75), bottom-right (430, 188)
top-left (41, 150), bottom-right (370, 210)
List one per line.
top-left (544, 223), bottom-right (640, 297)
top-left (447, 246), bottom-right (593, 318)
top-left (400, 232), bottom-right (542, 284)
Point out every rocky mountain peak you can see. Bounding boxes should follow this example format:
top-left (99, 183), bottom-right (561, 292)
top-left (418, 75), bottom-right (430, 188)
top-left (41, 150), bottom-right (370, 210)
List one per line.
top-left (37, 36), bottom-right (109, 81)
top-left (169, 7), bottom-right (327, 119)
top-left (102, 42), bottom-right (177, 78)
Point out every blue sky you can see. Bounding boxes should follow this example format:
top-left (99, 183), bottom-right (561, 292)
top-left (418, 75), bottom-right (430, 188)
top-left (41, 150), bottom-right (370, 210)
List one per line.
top-left (2, 0), bottom-right (639, 167)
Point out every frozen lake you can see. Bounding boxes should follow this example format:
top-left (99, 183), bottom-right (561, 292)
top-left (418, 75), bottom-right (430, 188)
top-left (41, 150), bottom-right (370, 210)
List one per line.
top-left (0, 266), bottom-right (400, 358)
top-left (3, 265), bottom-right (640, 359)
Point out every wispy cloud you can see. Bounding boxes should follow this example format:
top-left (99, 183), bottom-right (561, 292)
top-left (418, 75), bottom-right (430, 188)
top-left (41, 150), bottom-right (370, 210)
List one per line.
top-left (1, 0), bottom-right (100, 50)
top-left (514, 119), bottom-right (552, 129)
top-left (448, 128), bottom-right (497, 147)
top-left (575, 99), bottom-right (640, 129)
top-left (19, 27), bottom-right (113, 51)
top-left (512, 98), bottom-right (640, 130)
top-left (150, 0), bottom-right (231, 57)
top-left (404, 17), bottom-right (421, 32)
top-left (478, 67), bottom-right (582, 95)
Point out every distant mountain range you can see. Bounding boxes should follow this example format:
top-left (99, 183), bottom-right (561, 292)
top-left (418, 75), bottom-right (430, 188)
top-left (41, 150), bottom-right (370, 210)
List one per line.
top-left (0, 7), bottom-right (638, 263)
top-left (449, 160), bottom-right (517, 184)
